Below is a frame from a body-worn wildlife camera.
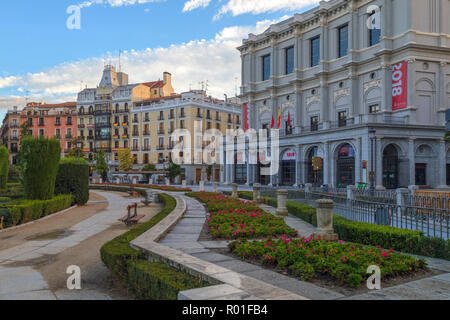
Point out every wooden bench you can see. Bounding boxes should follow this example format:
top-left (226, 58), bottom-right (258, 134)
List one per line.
top-left (119, 203), bottom-right (145, 226)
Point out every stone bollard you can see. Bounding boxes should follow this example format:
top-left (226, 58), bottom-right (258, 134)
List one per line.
top-left (116, 177), bottom-right (120, 185)
top-left (199, 181), bottom-right (205, 192)
top-left (99, 178), bottom-right (103, 184)
top-left (231, 183), bottom-right (239, 198)
top-left (166, 178), bottom-right (171, 186)
top-left (276, 189), bottom-right (288, 217)
top-left (132, 177), bottom-right (137, 185)
top-left (396, 188), bottom-right (410, 206)
top-left (213, 182), bottom-right (219, 193)
top-left (347, 185), bottom-right (356, 200)
top-left (313, 199), bottom-right (338, 241)
top-left (182, 180), bottom-right (187, 187)
top-left (253, 183), bottom-right (261, 203)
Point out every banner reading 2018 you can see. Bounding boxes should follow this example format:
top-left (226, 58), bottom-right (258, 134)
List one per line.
top-left (392, 62), bottom-right (408, 110)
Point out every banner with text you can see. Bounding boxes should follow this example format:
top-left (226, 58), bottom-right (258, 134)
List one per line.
top-left (392, 61), bottom-right (408, 110)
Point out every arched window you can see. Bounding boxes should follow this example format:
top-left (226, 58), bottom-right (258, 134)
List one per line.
top-left (336, 143), bottom-right (355, 187)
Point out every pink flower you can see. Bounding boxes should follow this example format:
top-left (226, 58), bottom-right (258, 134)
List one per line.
top-left (339, 240), bottom-right (343, 244)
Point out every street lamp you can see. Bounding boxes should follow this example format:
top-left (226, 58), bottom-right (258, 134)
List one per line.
top-left (76, 139), bottom-right (83, 163)
top-left (368, 128), bottom-right (377, 196)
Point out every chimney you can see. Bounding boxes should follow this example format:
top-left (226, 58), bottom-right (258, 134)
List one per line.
top-left (163, 72), bottom-right (172, 85)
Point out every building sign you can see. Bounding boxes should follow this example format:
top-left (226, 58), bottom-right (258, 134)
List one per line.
top-left (392, 62), bottom-right (408, 110)
top-left (282, 149), bottom-right (296, 161)
top-left (243, 103), bottom-right (249, 132)
top-left (312, 156), bottom-right (323, 170)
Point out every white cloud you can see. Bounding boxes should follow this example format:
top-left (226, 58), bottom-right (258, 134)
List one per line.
top-left (214, 0), bottom-right (321, 19)
top-left (183, 0), bottom-right (211, 12)
top-left (0, 18), bottom-right (278, 110)
top-left (78, 0), bottom-right (163, 9)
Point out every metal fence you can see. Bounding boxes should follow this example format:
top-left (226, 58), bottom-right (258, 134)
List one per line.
top-left (296, 192), bottom-right (449, 240)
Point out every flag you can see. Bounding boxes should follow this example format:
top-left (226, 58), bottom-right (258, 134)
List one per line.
top-left (287, 111), bottom-right (291, 127)
top-left (271, 114), bottom-right (274, 129)
top-left (277, 107), bottom-right (281, 129)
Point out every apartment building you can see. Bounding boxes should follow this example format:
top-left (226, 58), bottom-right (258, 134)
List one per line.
top-left (131, 90), bottom-right (242, 184)
top-left (225, 0), bottom-right (450, 188)
top-left (0, 106), bottom-right (21, 164)
top-left (76, 65), bottom-right (174, 163)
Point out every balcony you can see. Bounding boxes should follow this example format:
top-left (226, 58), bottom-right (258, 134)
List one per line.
top-left (66, 121), bottom-right (73, 126)
top-left (122, 134), bottom-right (129, 139)
top-left (113, 135), bottom-right (120, 140)
top-left (168, 128), bottom-right (175, 134)
top-left (95, 123), bottom-right (111, 128)
top-left (144, 117), bottom-right (150, 122)
top-left (157, 145), bottom-right (166, 150)
top-left (87, 136), bottom-right (95, 140)
top-left (54, 135), bottom-right (61, 140)
top-left (131, 147), bottom-right (140, 152)
top-left (132, 131), bottom-right (139, 137)
top-left (143, 130), bottom-right (150, 136)
top-left (196, 114), bottom-right (202, 119)
top-left (122, 122), bottom-right (129, 127)
top-left (157, 129), bottom-right (165, 135)
top-left (10, 123), bottom-right (19, 128)
top-left (180, 113), bottom-right (185, 118)
top-left (78, 136), bottom-right (85, 141)
top-left (78, 124), bottom-right (86, 129)
top-left (95, 134), bottom-right (111, 141)
top-left (94, 110), bottom-right (112, 116)
top-left (38, 121), bottom-right (45, 127)
top-left (10, 137), bottom-right (19, 142)
top-left (55, 122), bottom-right (61, 126)
top-left (132, 118), bottom-right (139, 123)
top-left (158, 116), bottom-right (165, 121)
top-left (142, 146), bottom-right (150, 151)
top-left (65, 134), bottom-right (73, 140)
top-left (169, 114), bottom-right (175, 120)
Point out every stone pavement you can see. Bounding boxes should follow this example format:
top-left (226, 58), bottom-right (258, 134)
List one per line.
top-left (0, 191), bottom-right (140, 300)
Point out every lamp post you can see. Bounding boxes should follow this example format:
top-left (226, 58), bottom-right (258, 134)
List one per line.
top-left (76, 139), bottom-right (82, 163)
top-left (368, 128), bottom-right (376, 196)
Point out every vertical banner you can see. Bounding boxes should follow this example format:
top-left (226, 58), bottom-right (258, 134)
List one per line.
top-left (243, 103), bottom-right (249, 132)
top-left (277, 107), bottom-right (281, 129)
top-left (392, 61), bottom-right (408, 110)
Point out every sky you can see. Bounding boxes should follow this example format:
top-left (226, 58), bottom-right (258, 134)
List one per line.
top-left (0, 0), bottom-right (322, 121)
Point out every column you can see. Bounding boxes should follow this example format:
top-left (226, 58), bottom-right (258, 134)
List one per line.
top-left (407, 58), bottom-right (416, 110)
top-left (354, 138), bottom-right (362, 185)
top-left (439, 62), bottom-right (447, 112)
top-left (375, 137), bottom-right (384, 189)
top-left (295, 145), bottom-right (301, 187)
top-left (408, 138), bottom-right (415, 185)
top-left (438, 139), bottom-right (448, 188)
top-left (320, 79), bottom-right (329, 122)
top-left (381, 63), bottom-right (392, 112)
top-left (323, 142), bottom-right (330, 186)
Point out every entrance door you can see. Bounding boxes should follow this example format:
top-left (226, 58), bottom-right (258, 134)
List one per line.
top-left (336, 144), bottom-right (355, 187)
top-left (281, 160), bottom-right (295, 186)
top-left (415, 163), bottom-right (427, 186)
top-left (307, 147), bottom-right (323, 186)
top-left (196, 169), bottom-right (202, 184)
top-left (382, 145), bottom-right (399, 189)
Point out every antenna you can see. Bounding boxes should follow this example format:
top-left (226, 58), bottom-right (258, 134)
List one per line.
top-left (205, 80), bottom-right (209, 93)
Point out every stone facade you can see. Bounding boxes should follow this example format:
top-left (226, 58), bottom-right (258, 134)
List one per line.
top-left (225, 0), bottom-right (450, 189)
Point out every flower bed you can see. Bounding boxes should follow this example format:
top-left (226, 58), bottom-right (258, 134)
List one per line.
top-left (91, 183), bottom-right (192, 192)
top-left (188, 192), bottom-right (297, 240)
top-left (229, 236), bottom-right (427, 288)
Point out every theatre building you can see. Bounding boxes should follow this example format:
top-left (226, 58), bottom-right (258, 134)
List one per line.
top-left (225, 0), bottom-right (450, 189)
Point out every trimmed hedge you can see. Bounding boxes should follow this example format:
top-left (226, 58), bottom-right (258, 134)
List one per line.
top-left (90, 185), bottom-right (147, 197)
top-left (0, 146), bottom-right (9, 189)
top-left (100, 193), bottom-right (210, 299)
top-left (3, 194), bottom-right (73, 227)
top-left (55, 158), bottom-right (90, 205)
top-left (20, 137), bottom-right (61, 200)
top-left (235, 191), bottom-right (450, 260)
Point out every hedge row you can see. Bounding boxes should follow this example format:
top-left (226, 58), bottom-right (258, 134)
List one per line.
top-left (100, 193), bottom-right (210, 299)
top-left (232, 191), bottom-right (450, 260)
top-left (55, 158), bottom-right (90, 206)
top-left (90, 185), bottom-right (147, 197)
top-left (1, 194), bottom-right (73, 227)
top-left (0, 146), bottom-right (9, 190)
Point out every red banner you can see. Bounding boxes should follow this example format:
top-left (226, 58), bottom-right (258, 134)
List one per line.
top-left (392, 62), bottom-right (408, 110)
top-left (243, 103), bottom-right (249, 132)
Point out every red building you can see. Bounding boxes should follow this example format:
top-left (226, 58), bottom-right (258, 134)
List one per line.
top-left (19, 102), bottom-right (77, 154)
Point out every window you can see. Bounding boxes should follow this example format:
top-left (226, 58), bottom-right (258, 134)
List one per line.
top-left (262, 55), bottom-right (271, 81)
top-left (310, 37), bottom-right (320, 67)
top-left (338, 25), bottom-right (348, 58)
top-left (369, 11), bottom-right (381, 46)
top-left (338, 111), bottom-right (347, 127)
top-left (39, 129), bottom-right (44, 137)
top-left (310, 116), bottom-right (319, 132)
top-left (285, 47), bottom-right (294, 74)
top-left (369, 104), bottom-right (380, 114)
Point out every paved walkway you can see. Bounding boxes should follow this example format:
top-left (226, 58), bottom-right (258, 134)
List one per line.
top-left (0, 191), bottom-right (141, 300)
top-left (160, 194), bottom-right (450, 300)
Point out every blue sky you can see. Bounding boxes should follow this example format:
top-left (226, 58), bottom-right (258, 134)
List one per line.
top-left (0, 0), bottom-right (321, 120)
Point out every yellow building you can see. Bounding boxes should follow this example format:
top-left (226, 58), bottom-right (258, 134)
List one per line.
top-left (76, 65), bottom-right (174, 162)
top-left (131, 90), bottom-right (242, 184)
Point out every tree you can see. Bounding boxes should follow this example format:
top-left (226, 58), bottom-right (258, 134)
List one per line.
top-left (168, 162), bottom-right (181, 180)
top-left (0, 147), bottom-right (9, 189)
top-left (55, 158), bottom-right (89, 206)
top-left (19, 121), bottom-right (31, 141)
top-left (118, 149), bottom-right (134, 172)
top-left (66, 138), bottom-right (86, 160)
top-left (94, 150), bottom-right (109, 182)
top-left (20, 137), bottom-right (61, 200)
top-left (141, 163), bottom-right (156, 182)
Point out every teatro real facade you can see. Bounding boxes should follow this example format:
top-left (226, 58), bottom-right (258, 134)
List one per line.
top-left (223, 0), bottom-right (450, 189)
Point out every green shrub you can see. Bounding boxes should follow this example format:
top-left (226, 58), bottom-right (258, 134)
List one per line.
top-left (0, 197), bottom-right (11, 203)
top-left (55, 158), bottom-right (89, 205)
top-left (5, 195), bottom-right (73, 226)
top-left (7, 165), bottom-right (21, 184)
top-left (0, 147), bottom-right (9, 189)
top-left (100, 194), bottom-right (209, 299)
top-left (127, 261), bottom-right (209, 300)
top-left (20, 137), bottom-right (61, 200)
top-left (263, 197), bottom-right (449, 260)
